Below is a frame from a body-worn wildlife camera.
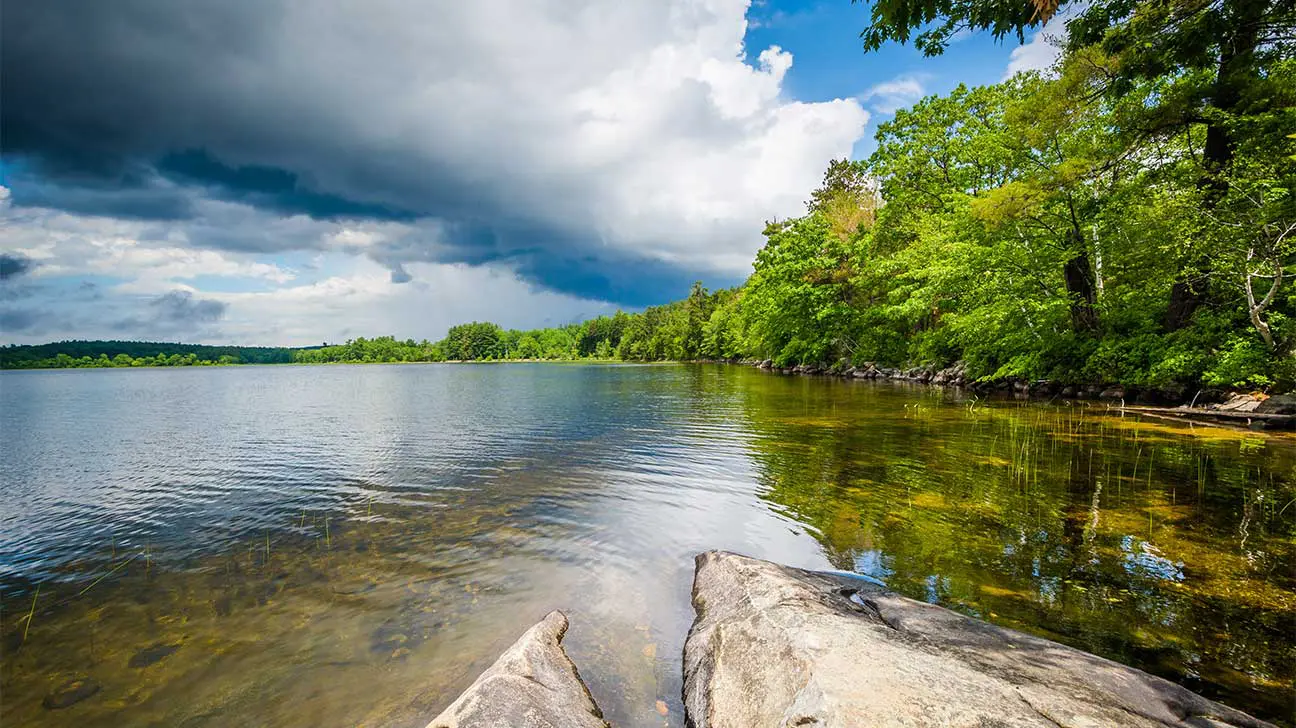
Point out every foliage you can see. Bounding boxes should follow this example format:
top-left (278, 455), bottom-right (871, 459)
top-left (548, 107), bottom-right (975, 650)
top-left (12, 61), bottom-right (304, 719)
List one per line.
top-left (854, 0), bottom-right (1062, 56)
top-left (293, 336), bottom-right (441, 364)
top-left (611, 282), bottom-right (722, 361)
top-left (0, 341), bottom-right (297, 369)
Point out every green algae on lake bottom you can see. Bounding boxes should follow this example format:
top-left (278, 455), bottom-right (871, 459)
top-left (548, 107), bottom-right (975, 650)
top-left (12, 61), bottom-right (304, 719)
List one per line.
top-left (0, 364), bottom-right (1293, 727)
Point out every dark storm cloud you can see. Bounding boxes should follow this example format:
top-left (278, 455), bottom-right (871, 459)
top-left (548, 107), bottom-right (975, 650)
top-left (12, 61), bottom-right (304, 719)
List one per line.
top-left (364, 221), bottom-right (718, 306)
top-left (2, 0), bottom-right (280, 175)
top-left (0, 253), bottom-right (38, 281)
top-left (150, 291), bottom-right (228, 324)
top-left (9, 172), bottom-right (197, 221)
top-left (0, 0), bottom-right (732, 305)
top-left (516, 252), bottom-right (711, 308)
top-left (155, 150), bottom-right (419, 222)
top-left (109, 291), bottom-right (228, 338)
top-left (0, 308), bottom-right (42, 332)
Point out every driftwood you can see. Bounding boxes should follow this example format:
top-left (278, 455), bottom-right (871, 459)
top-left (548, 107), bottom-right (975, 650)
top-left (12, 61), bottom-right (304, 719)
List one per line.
top-left (1118, 405), bottom-right (1295, 430)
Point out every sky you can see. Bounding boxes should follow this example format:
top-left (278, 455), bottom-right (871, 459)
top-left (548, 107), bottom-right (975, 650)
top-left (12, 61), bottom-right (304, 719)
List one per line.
top-left (0, 0), bottom-right (1067, 346)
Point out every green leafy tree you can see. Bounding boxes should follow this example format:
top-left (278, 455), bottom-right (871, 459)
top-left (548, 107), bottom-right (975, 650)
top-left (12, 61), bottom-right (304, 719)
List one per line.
top-left (855, 0), bottom-right (1296, 329)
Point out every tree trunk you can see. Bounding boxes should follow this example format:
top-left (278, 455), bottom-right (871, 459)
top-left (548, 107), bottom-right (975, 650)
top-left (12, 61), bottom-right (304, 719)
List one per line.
top-left (1164, 274), bottom-right (1209, 330)
top-left (1245, 253), bottom-right (1284, 349)
top-left (1164, 0), bottom-right (1259, 331)
top-left (1063, 228), bottom-right (1099, 332)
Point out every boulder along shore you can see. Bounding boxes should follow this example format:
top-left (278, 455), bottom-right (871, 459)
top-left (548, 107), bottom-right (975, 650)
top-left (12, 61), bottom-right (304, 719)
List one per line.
top-left (424, 551), bottom-right (1278, 728)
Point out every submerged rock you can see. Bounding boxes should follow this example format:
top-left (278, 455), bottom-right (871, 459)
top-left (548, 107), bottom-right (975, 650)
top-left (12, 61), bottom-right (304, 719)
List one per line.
top-left (425, 610), bottom-right (608, 728)
top-left (683, 551), bottom-right (1274, 728)
top-left (212, 594), bottom-right (234, 617)
top-left (128, 642), bottom-right (180, 668)
top-left (1100, 385), bottom-right (1127, 400)
top-left (42, 677), bottom-right (101, 709)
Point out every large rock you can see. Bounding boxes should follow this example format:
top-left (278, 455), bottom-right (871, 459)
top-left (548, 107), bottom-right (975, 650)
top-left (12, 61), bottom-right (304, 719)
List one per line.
top-left (425, 611), bottom-right (609, 728)
top-left (1256, 394), bottom-right (1296, 414)
top-left (683, 551), bottom-right (1274, 728)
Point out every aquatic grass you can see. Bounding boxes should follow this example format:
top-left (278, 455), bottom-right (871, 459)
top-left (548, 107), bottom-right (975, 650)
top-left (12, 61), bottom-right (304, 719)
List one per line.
top-left (77, 552), bottom-right (141, 597)
top-left (1280, 496), bottom-right (1296, 517)
top-left (8, 549), bottom-right (145, 648)
top-left (21, 585), bottom-right (39, 645)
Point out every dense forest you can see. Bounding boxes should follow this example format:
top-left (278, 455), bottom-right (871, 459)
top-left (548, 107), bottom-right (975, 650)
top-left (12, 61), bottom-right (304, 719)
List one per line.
top-left (0, 341), bottom-right (298, 369)
top-left (5, 0), bottom-right (1293, 390)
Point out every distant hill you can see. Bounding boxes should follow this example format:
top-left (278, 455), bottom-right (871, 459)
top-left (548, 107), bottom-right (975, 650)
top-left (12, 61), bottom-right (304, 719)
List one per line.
top-left (0, 340), bottom-right (307, 369)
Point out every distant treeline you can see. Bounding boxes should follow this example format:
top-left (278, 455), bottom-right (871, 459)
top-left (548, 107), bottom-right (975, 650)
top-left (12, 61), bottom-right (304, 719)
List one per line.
top-left (291, 298), bottom-right (720, 365)
top-left (0, 341), bottom-right (298, 369)
top-left (0, 298), bottom-right (723, 370)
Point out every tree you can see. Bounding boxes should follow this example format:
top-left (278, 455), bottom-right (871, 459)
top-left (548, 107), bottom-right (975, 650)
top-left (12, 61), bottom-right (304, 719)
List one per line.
top-left (681, 282), bottom-right (712, 359)
top-left (514, 334), bottom-right (540, 359)
top-left (854, 0), bottom-right (1296, 329)
top-left (1197, 149), bottom-right (1296, 351)
top-left (702, 289), bottom-right (748, 360)
top-left (443, 322), bottom-right (505, 360)
top-left (743, 216), bottom-right (864, 365)
top-left (855, 0), bottom-right (1064, 56)
top-left (577, 314), bottom-right (628, 357)
top-left (809, 159), bottom-right (881, 242)
top-left (963, 70), bottom-right (1139, 333)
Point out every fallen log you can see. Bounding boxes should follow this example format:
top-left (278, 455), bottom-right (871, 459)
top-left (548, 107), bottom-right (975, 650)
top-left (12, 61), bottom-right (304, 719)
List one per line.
top-left (1118, 405), bottom-right (1296, 431)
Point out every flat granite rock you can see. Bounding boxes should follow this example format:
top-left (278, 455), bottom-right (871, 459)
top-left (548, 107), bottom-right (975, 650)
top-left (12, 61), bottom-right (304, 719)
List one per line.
top-left (425, 610), bottom-right (609, 728)
top-left (683, 551), bottom-right (1275, 728)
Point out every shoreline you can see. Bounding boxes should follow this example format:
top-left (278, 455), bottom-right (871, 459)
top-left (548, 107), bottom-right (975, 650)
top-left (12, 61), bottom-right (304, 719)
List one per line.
top-left (5, 356), bottom-right (1292, 429)
top-left (732, 358), bottom-right (1296, 430)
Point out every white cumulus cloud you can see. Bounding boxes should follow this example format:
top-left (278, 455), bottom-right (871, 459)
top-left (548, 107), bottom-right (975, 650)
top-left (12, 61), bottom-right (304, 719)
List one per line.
top-left (860, 74), bottom-right (930, 115)
top-left (1003, 9), bottom-right (1079, 79)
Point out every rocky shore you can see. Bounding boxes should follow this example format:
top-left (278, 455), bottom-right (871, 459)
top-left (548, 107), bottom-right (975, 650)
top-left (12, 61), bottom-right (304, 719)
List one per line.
top-left (744, 357), bottom-right (1173, 403)
top-left (424, 551), bottom-right (1277, 728)
top-left (734, 359), bottom-right (1296, 429)
top-left (425, 610), bottom-right (608, 728)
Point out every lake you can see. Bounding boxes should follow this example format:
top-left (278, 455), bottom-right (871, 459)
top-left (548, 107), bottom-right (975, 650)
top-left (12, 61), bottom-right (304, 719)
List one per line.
top-left (1, 363), bottom-right (1293, 727)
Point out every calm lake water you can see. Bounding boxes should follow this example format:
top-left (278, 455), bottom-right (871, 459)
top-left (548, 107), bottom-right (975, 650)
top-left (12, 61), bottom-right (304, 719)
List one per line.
top-left (1, 363), bottom-right (1293, 727)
